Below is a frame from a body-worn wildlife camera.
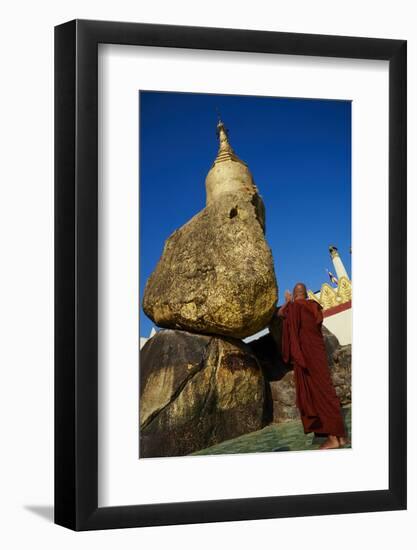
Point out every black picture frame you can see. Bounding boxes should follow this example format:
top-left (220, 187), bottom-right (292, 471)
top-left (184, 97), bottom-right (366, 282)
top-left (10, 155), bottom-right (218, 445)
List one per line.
top-left (55, 19), bottom-right (407, 531)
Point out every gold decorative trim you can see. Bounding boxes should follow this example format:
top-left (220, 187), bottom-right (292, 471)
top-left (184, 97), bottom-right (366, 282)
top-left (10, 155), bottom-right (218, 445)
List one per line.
top-left (308, 276), bottom-right (352, 311)
top-left (336, 276), bottom-right (352, 303)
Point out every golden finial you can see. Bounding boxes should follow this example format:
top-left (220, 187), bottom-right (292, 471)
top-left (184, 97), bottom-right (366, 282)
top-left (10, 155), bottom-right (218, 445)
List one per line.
top-left (329, 245), bottom-right (339, 259)
top-left (213, 115), bottom-right (244, 165)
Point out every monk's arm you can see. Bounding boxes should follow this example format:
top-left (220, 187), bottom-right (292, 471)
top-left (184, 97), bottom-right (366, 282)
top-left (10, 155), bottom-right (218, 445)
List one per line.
top-left (277, 302), bottom-right (290, 318)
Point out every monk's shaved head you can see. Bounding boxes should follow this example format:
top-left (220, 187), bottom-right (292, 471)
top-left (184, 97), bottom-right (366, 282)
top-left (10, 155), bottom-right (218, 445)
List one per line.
top-left (293, 282), bottom-right (308, 299)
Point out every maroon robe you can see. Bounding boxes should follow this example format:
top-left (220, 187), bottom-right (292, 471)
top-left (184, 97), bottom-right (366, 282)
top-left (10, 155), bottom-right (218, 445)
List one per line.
top-left (280, 298), bottom-right (346, 437)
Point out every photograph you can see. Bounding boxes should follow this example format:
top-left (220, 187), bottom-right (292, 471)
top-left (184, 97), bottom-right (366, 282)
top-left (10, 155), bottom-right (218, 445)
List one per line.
top-left (139, 91), bottom-right (352, 458)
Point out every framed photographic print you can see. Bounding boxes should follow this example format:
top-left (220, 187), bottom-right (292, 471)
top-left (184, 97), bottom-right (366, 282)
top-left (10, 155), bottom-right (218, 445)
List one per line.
top-left (55, 19), bottom-right (407, 530)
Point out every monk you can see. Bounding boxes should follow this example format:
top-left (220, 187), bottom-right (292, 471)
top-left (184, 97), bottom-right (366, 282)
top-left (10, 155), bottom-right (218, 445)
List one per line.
top-left (277, 282), bottom-right (347, 449)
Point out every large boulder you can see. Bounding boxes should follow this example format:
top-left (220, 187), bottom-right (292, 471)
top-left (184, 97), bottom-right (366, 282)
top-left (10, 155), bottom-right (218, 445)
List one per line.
top-left (142, 190), bottom-right (278, 339)
top-left (140, 329), bottom-right (267, 457)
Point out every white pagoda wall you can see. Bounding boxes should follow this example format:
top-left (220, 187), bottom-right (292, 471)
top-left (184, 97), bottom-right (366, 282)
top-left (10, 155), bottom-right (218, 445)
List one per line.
top-left (323, 307), bottom-right (352, 346)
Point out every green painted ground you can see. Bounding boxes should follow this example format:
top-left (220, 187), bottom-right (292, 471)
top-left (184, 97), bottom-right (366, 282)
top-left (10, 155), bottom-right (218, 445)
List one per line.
top-left (191, 406), bottom-right (351, 455)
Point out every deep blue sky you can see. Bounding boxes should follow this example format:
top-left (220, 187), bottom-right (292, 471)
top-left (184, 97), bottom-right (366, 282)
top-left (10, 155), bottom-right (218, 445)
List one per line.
top-left (140, 91), bottom-right (351, 338)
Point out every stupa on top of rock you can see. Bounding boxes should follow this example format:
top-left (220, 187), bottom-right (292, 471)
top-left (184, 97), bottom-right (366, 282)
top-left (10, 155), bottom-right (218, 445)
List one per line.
top-left (206, 121), bottom-right (264, 217)
top-left (142, 118), bottom-right (278, 339)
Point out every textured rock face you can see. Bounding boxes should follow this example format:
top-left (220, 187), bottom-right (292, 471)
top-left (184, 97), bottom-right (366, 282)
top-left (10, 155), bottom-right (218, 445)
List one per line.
top-left (140, 329), bottom-right (267, 457)
top-left (142, 190), bottom-right (278, 339)
top-left (331, 344), bottom-right (352, 405)
top-left (249, 322), bottom-right (351, 424)
top-left (248, 331), bottom-right (298, 424)
top-left (322, 325), bottom-right (341, 362)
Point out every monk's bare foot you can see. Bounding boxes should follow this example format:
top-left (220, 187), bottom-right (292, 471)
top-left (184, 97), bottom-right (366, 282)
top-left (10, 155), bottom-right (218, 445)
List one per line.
top-left (338, 436), bottom-right (349, 447)
top-left (319, 435), bottom-right (340, 449)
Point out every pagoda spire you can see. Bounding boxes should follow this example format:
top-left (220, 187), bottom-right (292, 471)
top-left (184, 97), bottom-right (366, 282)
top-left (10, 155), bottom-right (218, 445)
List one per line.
top-left (205, 118), bottom-right (260, 211)
top-left (213, 119), bottom-right (246, 165)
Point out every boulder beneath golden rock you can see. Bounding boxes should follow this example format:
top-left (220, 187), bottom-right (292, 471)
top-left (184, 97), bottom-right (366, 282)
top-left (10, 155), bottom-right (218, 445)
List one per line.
top-left (140, 328), bottom-right (267, 458)
top-left (142, 120), bottom-right (278, 339)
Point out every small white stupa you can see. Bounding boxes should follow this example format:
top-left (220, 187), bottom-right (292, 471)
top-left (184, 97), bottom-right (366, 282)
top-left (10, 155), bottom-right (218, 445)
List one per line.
top-left (308, 245), bottom-right (352, 345)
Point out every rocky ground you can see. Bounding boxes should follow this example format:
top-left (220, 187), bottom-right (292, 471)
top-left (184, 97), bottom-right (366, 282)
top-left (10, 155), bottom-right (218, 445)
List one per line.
top-left (191, 405), bottom-right (351, 455)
